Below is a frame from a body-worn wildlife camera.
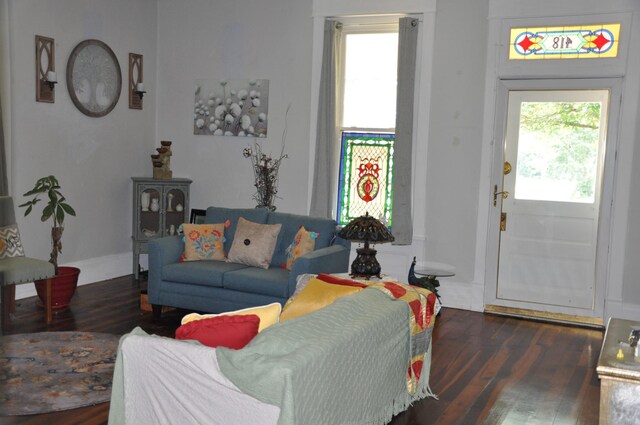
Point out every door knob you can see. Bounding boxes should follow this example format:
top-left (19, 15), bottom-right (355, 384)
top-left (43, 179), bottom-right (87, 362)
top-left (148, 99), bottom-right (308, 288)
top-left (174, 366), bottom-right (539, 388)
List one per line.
top-left (493, 184), bottom-right (509, 206)
top-left (504, 161), bottom-right (512, 175)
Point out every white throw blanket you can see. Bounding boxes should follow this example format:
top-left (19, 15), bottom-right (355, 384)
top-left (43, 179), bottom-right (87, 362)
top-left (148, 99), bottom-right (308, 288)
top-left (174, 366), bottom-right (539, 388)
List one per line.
top-left (108, 328), bottom-right (280, 425)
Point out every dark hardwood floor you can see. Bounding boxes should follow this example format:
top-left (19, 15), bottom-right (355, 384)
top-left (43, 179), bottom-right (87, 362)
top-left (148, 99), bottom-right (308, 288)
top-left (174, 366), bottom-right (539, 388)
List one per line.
top-left (0, 275), bottom-right (604, 425)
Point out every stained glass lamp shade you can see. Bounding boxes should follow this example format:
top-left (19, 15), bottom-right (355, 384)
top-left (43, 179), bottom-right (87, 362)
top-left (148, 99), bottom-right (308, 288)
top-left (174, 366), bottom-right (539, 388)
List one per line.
top-left (338, 212), bottom-right (394, 279)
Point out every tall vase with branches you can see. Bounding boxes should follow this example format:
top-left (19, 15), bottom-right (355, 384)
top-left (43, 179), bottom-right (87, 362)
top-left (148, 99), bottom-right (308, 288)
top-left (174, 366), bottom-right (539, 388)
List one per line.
top-left (242, 105), bottom-right (290, 210)
top-left (243, 143), bottom-right (287, 210)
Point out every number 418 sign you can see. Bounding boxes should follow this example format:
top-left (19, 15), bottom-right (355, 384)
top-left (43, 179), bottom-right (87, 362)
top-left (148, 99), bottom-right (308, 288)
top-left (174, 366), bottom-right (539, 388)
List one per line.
top-left (510, 24), bottom-right (620, 60)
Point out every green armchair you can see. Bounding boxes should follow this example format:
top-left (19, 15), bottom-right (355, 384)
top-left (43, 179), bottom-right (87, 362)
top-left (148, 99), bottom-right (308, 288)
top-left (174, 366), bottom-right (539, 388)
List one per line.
top-left (0, 196), bottom-right (55, 333)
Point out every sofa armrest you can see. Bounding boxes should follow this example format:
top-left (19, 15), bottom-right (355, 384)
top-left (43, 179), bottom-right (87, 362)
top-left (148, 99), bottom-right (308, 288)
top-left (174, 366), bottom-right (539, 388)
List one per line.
top-left (148, 236), bottom-right (184, 300)
top-left (109, 330), bottom-right (280, 425)
top-left (288, 244), bottom-right (351, 295)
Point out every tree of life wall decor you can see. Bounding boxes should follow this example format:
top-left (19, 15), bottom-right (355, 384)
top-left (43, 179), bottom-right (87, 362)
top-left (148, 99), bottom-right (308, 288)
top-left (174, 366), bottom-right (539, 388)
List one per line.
top-left (193, 79), bottom-right (269, 137)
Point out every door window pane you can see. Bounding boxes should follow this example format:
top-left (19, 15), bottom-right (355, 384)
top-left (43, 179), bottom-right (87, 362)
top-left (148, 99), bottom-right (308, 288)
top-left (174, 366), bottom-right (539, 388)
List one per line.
top-left (515, 100), bottom-right (603, 203)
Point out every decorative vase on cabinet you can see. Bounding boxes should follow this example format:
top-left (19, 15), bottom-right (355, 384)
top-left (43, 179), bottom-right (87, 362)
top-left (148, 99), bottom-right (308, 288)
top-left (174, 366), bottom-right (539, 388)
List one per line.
top-left (132, 177), bottom-right (192, 280)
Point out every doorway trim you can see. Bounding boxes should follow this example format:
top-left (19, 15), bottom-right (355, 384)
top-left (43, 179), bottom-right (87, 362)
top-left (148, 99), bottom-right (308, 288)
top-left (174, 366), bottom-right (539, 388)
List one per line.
top-left (483, 77), bottom-right (622, 323)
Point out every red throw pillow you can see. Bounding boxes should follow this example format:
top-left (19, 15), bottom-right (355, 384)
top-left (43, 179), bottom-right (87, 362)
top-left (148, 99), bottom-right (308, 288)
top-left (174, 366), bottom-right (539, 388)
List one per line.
top-left (175, 314), bottom-right (260, 349)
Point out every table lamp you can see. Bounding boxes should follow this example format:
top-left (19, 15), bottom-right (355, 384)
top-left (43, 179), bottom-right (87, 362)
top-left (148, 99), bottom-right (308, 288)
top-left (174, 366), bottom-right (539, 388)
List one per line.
top-left (338, 212), bottom-right (395, 279)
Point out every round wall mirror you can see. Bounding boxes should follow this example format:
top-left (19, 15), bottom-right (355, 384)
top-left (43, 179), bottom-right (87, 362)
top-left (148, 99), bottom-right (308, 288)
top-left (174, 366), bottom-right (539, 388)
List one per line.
top-left (67, 39), bottom-right (121, 117)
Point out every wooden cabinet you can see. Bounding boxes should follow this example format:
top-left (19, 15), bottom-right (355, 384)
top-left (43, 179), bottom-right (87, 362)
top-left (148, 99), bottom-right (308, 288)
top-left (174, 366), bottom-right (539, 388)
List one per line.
top-left (132, 177), bottom-right (192, 279)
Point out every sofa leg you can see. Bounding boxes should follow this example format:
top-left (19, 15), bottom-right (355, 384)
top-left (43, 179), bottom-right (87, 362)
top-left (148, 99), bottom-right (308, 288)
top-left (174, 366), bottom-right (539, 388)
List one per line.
top-left (152, 304), bottom-right (162, 322)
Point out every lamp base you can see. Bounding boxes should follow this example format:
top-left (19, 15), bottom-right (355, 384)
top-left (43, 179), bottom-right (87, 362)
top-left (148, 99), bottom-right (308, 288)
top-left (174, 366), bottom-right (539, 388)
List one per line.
top-left (349, 247), bottom-right (381, 280)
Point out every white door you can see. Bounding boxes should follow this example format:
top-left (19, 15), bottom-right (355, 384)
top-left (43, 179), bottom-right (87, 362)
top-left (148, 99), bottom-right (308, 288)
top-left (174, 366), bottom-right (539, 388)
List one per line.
top-left (486, 80), bottom-right (620, 321)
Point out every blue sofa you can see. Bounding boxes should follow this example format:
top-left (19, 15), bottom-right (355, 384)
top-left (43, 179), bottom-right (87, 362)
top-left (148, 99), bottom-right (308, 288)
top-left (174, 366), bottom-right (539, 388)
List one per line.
top-left (148, 206), bottom-right (351, 318)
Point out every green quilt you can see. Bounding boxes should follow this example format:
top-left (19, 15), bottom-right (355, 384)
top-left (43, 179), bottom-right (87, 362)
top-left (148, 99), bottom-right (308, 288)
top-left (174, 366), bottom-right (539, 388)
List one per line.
top-left (216, 288), bottom-right (436, 425)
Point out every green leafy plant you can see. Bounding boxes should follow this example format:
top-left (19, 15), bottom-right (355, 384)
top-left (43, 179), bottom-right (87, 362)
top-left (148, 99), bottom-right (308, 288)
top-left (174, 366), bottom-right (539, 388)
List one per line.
top-left (19, 175), bottom-right (76, 272)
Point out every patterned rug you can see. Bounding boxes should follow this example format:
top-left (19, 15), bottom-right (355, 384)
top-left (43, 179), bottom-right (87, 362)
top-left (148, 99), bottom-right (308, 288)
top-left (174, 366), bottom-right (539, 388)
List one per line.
top-left (0, 331), bottom-right (120, 416)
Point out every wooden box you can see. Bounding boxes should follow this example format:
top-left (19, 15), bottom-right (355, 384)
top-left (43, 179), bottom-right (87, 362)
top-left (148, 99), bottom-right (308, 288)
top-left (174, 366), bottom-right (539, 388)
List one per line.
top-left (597, 318), bottom-right (640, 424)
top-left (140, 290), bottom-right (174, 313)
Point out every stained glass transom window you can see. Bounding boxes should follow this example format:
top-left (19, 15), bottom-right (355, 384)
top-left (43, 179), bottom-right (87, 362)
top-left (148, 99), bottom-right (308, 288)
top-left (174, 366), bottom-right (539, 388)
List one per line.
top-left (337, 132), bottom-right (394, 227)
top-left (509, 23), bottom-right (620, 60)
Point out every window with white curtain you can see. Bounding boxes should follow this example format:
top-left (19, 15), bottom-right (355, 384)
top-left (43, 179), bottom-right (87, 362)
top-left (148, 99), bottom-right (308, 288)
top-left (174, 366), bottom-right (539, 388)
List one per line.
top-left (311, 16), bottom-right (417, 244)
top-left (336, 22), bottom-right (398, 226)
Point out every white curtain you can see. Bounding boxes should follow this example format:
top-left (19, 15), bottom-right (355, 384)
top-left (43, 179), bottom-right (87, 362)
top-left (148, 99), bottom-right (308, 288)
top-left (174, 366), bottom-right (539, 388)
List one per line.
top-left (309, 20), bottom-right (342, 218)
top-left (391, 17), bottom-right (419, 245)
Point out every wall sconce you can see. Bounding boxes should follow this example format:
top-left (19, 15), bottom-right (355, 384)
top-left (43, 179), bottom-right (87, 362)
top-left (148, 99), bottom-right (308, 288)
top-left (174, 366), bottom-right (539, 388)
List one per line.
top-left (136, 83), bottom-right (146, 99)
top-left (129, 53), bottom-right (145, 109)
top-left (35, 35), bottom-right (56, 103)
top-left (46, 71), bottom-right (58, 90)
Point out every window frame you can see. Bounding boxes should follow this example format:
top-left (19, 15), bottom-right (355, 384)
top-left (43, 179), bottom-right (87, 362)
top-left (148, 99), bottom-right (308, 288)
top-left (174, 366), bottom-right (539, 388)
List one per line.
top-left (334, 20), bottom-right (399, 224)
top-left (336, 20), bottom-right (399, 134)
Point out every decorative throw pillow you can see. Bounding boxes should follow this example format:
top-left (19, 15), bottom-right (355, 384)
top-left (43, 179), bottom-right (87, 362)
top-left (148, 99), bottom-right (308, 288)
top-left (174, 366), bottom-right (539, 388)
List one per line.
top-left (284, 226), bottom-right (318, 270)
top-left (227, 217), bottom-right (282, 269)
top-left (0, 223), bottom-right (25, 260)
top-left (175, 314), bottom-right (260, 349)
top-left (280, 278), bottom-right (364, 322)
top-left (181, 302), bottom-right (282, 333)
top-left (181, 223), bottom-right (226, 261)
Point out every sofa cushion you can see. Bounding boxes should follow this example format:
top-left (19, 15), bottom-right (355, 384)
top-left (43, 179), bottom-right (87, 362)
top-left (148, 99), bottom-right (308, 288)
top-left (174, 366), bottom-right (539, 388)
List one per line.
top-left (205, 207), bottom-right (269, 253)
top-left (227, 218), bottom-right (282, 269)
top-left (267, 213), bottom-right (338, 268)
top-left (285, 226), bottom-right (318, 270)
top-left (181, 223), bottom-right (226, 261)
top-left (223, 267), bottom-right (291, 298)
top-left (175, 314), bottom-right (260, 349)
top-left (163, 261), bottom-right (248, 287)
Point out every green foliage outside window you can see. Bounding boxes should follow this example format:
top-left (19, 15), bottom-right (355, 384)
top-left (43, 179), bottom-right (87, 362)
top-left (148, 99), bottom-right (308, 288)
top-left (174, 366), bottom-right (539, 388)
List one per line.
top-left (518, 101), bottom-right (602, 200)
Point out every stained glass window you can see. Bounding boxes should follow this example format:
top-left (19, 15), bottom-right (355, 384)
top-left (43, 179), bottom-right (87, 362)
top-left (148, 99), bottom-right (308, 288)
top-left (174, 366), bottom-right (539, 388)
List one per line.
top-left (337, 132), bottom-right (394, 227)
top-left (509, 23), bottom-right (620, 60)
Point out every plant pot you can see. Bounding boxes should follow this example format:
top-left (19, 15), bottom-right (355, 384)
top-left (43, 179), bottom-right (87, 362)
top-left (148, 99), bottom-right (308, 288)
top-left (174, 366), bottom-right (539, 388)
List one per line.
top-left (34, 266), bottom-right (80, 310)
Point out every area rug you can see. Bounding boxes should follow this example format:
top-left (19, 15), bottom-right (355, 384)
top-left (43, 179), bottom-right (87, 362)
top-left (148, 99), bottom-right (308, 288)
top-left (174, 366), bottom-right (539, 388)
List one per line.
top-left (0, 331), bottom-right (120, 416)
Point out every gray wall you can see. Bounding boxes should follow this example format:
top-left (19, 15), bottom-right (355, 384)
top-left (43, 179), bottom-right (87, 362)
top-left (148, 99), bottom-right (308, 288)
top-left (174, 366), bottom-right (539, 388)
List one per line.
top-left (156, 0), bottom-right (314, 214)
top-left (1, 0), bottom-right (157, 297)
top-left (623, 92), bottom-right (640, 304)
top-left (424, 0), bottom-right (489, 288)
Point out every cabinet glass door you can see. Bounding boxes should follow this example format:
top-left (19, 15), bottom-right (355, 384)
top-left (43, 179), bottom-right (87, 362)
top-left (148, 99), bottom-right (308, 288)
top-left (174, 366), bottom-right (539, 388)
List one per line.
top-left (139, 187), bottom-right (161, 239)
top-left (164, 187), bottom-right (187, 236)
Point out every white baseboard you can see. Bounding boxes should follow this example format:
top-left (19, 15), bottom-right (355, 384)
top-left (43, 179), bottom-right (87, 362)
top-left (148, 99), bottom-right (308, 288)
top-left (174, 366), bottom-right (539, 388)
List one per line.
top-left (604, 299), bottom-right (640, 322)
top-left (437, 279), bottom-right (480, 311)
top-left (14, 252), bottom-right (135, 300)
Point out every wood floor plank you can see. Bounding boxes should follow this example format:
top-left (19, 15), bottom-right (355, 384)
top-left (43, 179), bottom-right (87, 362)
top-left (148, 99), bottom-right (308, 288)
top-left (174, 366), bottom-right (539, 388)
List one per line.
top-left (0, 276), bottom-right (603, 425)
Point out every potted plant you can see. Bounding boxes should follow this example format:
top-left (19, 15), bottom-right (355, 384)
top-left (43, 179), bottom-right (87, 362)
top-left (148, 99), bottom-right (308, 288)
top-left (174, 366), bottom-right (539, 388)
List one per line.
top-left (19, 175), bottom-right (79, 309)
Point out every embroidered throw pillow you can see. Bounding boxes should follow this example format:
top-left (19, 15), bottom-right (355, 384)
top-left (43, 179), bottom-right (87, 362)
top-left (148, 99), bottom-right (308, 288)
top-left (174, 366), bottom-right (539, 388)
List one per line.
top-left (227, 217), bottom-right (281, 269)
top-left (175, 314), bottom-right (260, 349)
top-left (181, 223), bottom-right (226, 261)
top-left (181, 302), bottom-right (282, 333)
top-left (284, 226), bottom-right (318, 270)
top-left (0, 223), bottom-right (25, 259)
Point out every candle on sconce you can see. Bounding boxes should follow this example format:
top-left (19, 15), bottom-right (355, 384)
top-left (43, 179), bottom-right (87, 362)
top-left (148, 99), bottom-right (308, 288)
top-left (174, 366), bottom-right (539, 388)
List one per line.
top-left (136, 82), bottom-right (144, 92)
top-left (46, 70), bottom-right (57, 83)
